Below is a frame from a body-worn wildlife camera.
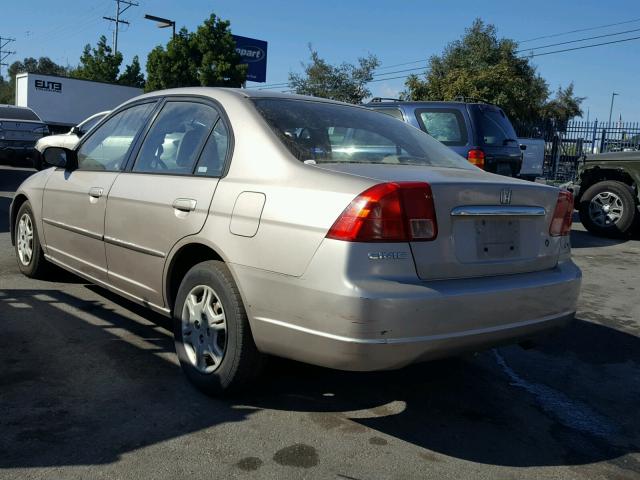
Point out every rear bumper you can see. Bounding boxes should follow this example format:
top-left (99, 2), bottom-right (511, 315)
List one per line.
top-left (234, 246), bottom-right (581, 371)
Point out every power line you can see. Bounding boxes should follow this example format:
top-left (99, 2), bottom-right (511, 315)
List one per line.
top-left (103, 0), bottom-right (138, 54)
top-left (252, 17), bottom-right (640, 91)
top-left (516, 26), bottom-right (640, 53)
top-left (0, 36), bottom-right (16, 77)
top-left (526, 34), bottom-right (640, 57)
top-left (518, 16), bottom-right (640, 44)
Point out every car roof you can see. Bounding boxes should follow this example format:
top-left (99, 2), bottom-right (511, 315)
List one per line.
top-left (365, 100), bottom-right (501, 109)
top-left (132, 87), bottom-right (350, 106)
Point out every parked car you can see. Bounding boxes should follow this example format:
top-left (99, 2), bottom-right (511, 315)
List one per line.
top-left (33, 110), bottom-right (109, 170)
top-left (364, 98), bottom-right (524, 177)
top-left (0, 104), bottom-right (49, 165)
top-left (575, 150), bottom-right (640, 237)
top-left (11, 89), bottom-right (581, 395)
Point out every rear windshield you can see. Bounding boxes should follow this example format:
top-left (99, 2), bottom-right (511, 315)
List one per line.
top-left (253, 98), bottom-right (474, 169)
top-left (0, 106), bottom-right (41, 121)
top-left (473, 106), bottom-right (518, 146)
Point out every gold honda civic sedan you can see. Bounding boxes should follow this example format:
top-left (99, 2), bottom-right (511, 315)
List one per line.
top-left (10, 88), bottom-right (581, 395)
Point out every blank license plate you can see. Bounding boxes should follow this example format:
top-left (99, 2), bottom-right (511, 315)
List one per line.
top-left (475, 218), bottom-right (520, 259)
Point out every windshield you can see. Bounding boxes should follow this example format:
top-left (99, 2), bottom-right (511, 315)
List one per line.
top-left (253, 98), bottom-right (474, 169)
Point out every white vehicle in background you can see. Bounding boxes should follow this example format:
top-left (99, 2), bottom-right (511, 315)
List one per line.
top-left (518, 137), bottom-right (545, 180)
top-left (33, 111), bottom-right (109, 170)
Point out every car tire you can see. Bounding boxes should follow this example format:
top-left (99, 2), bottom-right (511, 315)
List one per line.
top-left (173, 260), bottom-right (264, 395)
top-left (578, 180), bottom-right (637, 238)
top-left (15, 201), bottom-right (49, 278)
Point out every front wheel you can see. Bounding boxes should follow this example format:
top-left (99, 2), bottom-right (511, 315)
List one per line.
top-left (15, 201), bottom-right (49, 277)
top-left (578, 180), bottom-right (637, 238)
top-left (173, 260), bottom-right (264, 395)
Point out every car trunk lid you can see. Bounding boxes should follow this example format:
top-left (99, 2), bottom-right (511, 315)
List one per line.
top-left (316, 163), bottom-right (562, 280)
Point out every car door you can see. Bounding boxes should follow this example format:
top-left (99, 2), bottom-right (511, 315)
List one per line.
top-left (104, 98), bottom-right (229, 307)
top-left (41, 101), bottom-right (157, 282)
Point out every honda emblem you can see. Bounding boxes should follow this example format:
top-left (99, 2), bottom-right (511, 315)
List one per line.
top-left (500, 188), bottom-right (512, 205)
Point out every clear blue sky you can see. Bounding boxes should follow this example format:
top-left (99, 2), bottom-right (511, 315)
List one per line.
top-left (5, 0), bottom-right (640, 121)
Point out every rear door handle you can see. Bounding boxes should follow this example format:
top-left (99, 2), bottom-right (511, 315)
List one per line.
top-left (89, 187), bottom-right (104, 199)
top-left (172, 198), bottom-right (197, 212)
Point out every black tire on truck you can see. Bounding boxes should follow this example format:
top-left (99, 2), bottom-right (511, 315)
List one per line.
top-left (578, 180), bottom-right (637, 238)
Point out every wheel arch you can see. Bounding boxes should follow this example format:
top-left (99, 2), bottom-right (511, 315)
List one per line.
top-left (164, 241), bottom-right (227, 316)
top-left (578, 167), bottom-right (638, 203)
top-left (9, 193), bottom-right (29, 246)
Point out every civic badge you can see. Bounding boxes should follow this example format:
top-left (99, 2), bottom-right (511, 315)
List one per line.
top-left (500, 188), bottom-right (512, 205)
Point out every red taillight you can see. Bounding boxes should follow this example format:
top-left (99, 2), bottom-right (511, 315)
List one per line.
top-left (327, 182), bottom-right (437, 242)
top-left (549, 190), bottom-right (574, 236)
top-left (467, 149), bottom-right (485, 169)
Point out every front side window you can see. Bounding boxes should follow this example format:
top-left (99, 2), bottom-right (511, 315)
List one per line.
top-left (76, 102), bottom-right (155, 171)
top-left (133, 101), bottom-right (219, 174)
top-left (77, 113), bottom-right (107, 134)
top-left (253, 99), bottom-right (473, 169)
top-left (415, 109), bottom-right (468, 146)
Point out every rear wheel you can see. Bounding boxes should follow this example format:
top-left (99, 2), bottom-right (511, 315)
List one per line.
top-left (578, 180), bottom-right (637, 237)
top-left (15, 201), bottom-right (49, 278)
top-left (173, 260), bottom-right (264, 395)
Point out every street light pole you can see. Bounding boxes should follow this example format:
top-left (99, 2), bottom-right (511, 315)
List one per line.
top-left (608, 92), bottom-right (619, 125)
top-left (144, 14), bottom-right (176, 41)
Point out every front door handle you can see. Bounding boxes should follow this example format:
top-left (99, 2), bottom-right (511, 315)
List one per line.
top-left (172, 198), bottom-right (197, 212)
top-left (89, 187), bottom-right (104, 199)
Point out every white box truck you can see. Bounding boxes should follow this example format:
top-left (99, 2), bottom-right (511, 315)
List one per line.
top-left (15, 73), bottom-right (142, 133)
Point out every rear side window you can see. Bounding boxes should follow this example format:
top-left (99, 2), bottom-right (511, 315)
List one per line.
top-left (133, 101), bottom-right (219, 174)
top-left (473, 107), bottom-right (518, 146)
top-left (253, 98), bottom-right (473, 169)
top-left (371, 108), bottom-right (404, 121)
top-left (415, 109), bottom-right (468, 146)
top-left (0, 106), bottom-right (41, 121)
top-left (195, 119), bottom-right (229, 177)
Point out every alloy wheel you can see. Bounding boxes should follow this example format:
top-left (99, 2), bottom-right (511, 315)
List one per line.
top-left (181, 285), bottom-right (227, 374)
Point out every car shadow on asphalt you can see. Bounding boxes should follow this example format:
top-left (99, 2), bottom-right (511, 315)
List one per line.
top-left (0, 287), bottom-right (638, 470)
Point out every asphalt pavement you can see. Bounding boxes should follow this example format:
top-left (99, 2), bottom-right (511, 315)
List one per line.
top-left (1, 165), bottom-right (639, 479)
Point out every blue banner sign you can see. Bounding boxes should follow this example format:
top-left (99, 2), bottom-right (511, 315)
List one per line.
top-left (232, 35), bottom-right (268, 83)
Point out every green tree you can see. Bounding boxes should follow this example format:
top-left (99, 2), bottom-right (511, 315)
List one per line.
top-left (402, 19), bottom-right (580, 124)
top-left (145, 13), bottom-right (246, 92)
top-left (289, 46), bottom-right (380, 104)
top-left (0, 76), bottom-right (12, 104)
top-left (118, 55), bottom-right (145, 88)
top-left (542, 83), bottom-right (585, 126)
top-left (72, 35), bottom-right (123, 83)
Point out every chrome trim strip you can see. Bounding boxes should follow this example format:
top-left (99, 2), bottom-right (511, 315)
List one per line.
top-left (42, 217), bottom-right (103, 240)
top-left (104, 235), bottom-right (166, 258)
top-left (450, 206), bottom-right (546, 217)
top-left (253, 311), bottom-right (574, 345)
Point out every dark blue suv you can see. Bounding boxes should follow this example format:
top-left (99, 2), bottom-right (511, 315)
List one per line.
top-left (364, 99), bottom-right (523, 177)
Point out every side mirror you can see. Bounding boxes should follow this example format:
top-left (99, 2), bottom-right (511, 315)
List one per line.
top-left (43, 147), bottom-right (76, 169)
top-left (70, 125), bottom-right (83, 136)
top-left (519, 144), bottom-right (527, 151)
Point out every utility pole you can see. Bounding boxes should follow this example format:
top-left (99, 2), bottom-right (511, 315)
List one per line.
top-left (103, 0), bottom-right (139, 55)
top-left (0, 36), bottom-right (16, 77)
top-left (607, 92), bottom-right (619, 125)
